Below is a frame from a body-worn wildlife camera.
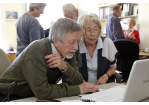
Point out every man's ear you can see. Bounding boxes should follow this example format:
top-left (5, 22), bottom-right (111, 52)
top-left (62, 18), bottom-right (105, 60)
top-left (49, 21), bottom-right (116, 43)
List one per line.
top-left (53, 37), bottom-right (58, 47)
top-left (74, 9), bottom-right (77, 14)
top-left (33, 7), bottom-right (37, 11)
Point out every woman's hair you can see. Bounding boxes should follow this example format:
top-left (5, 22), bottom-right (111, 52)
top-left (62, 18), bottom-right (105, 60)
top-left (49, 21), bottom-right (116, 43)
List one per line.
top-left (29, 3), bottom-right (46, 11)
top-left (49, 18), bottom-right (83, 42)
top-left (127, 18), bottom-right (136, 26)
top-left (62, 3), bottom-right (76, 14)
top-left (77, 13), bottom-right (102, 33)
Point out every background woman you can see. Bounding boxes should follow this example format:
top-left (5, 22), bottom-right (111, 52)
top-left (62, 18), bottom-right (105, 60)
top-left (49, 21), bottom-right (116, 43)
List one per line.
top-left (123, 18), bottom-right (140, 44)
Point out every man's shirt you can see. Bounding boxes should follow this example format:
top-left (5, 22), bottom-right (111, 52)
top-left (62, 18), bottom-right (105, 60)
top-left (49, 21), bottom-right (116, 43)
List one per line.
top-left (106, 13), bottom-right (125, 41)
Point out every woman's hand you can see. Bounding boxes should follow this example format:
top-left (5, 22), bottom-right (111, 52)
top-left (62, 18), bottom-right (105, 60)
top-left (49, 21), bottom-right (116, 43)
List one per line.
top-left (95, 74), bottom-right (108, 85)
top-left (124, 35), bottom-right (129, 39)
top-left (128, 35), bottom-right (136, 40)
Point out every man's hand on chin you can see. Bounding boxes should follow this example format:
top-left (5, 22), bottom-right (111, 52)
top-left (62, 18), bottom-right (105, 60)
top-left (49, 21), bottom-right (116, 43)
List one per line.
top-left (45, 53), bottom-right (68, 71)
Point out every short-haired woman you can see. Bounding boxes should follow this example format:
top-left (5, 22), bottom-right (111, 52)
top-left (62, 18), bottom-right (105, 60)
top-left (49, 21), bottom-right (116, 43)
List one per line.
top-left (76, 13), bottom-right (119, 85)
top-left (123, 18), bottom-right (140, 44)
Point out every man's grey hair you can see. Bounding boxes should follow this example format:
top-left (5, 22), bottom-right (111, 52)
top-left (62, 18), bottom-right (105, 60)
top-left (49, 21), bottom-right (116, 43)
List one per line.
top-left (49, 18), bottom-right (83, 42)
top-left (62, 3), bottom-right (76, 14)
top-left (29, 3), bottom-right (46, 11)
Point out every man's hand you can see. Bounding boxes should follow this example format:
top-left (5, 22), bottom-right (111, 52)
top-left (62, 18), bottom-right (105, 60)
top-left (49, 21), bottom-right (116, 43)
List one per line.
top-left (45, 53), bottom-right (68, 71)
top-left (79, 82), bottom-right (99, 94)
top-left (95, 74), bottom-right (108, 85)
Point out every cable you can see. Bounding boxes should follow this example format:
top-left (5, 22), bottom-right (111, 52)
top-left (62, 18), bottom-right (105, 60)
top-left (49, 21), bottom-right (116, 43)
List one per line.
top-left (2, 81), bottom-right (17, 102)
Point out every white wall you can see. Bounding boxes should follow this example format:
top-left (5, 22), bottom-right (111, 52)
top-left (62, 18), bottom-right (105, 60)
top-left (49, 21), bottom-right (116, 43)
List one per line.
top-left (0, 3), bottom-right (7, 51)
top-left (138, 3), bottom-right (149, 49)
top-left (0, 3), bottom-right (26, 52)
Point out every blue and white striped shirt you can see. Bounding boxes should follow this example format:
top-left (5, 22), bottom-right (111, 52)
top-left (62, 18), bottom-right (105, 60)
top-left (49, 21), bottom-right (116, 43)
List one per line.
top-left (106, 13), bottom-right (125, 41)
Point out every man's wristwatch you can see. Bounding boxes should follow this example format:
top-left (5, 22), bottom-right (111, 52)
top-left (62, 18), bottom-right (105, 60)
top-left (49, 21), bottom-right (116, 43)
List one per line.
top-left (61, 62), bottom-right (68, 72)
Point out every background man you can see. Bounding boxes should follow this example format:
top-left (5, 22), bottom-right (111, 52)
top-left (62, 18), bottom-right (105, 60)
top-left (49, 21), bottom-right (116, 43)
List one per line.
top-left (62, 3), bottom-right (88, 21)
top-left (16, 3), bottom-right (46, 56)
top-left (106, 5), bottom-right (125, 41)
top-left (0, 18), bottom-right (99, 101)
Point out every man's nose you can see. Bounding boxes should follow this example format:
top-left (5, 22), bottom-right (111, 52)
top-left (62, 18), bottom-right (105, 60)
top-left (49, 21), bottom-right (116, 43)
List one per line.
top-left (73, 42), bottom-right (78, 50)
top-left (41, 11), bottom-right (44, 14)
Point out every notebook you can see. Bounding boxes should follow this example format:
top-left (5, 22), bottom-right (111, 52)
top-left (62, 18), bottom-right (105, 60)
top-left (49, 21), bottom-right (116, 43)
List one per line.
top-left (82, 59), bottom-right (149, 102)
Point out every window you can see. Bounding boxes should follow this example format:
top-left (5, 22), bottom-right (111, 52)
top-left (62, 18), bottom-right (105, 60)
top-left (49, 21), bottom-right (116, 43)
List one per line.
top-left (27, 3), bottom-right (75, 30)
top-left (80, 3), bottom-right (99, 17)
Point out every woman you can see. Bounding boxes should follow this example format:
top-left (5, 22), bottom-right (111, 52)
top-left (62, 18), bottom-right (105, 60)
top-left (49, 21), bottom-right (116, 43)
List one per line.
top-left (76, 13), bottom-right (119, 85)
top-left (123, 18), bottom-right (140, 44)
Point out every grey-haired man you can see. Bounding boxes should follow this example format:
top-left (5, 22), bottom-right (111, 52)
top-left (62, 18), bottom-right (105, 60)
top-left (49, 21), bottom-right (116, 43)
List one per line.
top-left (16, 3), bottom-right (46, 57)
top-left (62, 3), bottom-right (88, 21)
top-left (0, 18), bottom-right (99, 100)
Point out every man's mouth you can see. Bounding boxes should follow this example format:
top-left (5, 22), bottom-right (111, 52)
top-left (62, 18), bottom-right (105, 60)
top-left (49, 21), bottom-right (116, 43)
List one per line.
top-left (69, 50), bottom-right (76, 54)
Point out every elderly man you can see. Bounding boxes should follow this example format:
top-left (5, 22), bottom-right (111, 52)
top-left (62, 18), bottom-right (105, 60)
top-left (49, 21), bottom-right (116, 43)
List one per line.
top-left (106, 5), bottom-right (125, 41)
top-left (16, 3), bottom-right (46, 57)
top-left (0, 18), bottom-right (99, 101)
top-left (62, 3), bottom-right (88, 21)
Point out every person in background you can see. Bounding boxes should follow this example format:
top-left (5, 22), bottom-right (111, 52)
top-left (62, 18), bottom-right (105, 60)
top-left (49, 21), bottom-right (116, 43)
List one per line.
top-left (44, 21), bottom-right (55, 38)
top-left (123, 18), bottom-right (140, 44)
top-left (0, 18), bottom-right (99, 100)
top-left (76, 13), bottom-right (119, 85)
top-left (62, 3), bottom-right (88, 21)
top-left (106, 5), bottom-right (125, 41)
top-left (44, 28), bottom-right (50, 38)
top-left (16, 3), bottom-right (46, 57)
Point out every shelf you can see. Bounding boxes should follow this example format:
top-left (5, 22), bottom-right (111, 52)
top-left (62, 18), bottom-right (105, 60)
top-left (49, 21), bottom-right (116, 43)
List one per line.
top-left (118, 15), bottom-right (138, 19)
top-left (99, 3), bottom-right (124, 8)
top-left (100, 15), bottom-right (138, 22)
top-left (101, 34), bottom-right (106, 37)
top-left (99, 3), bottom-right (138, 8)
top-left (102, 32), bottom-right (106, 35)
top-left (100, 19), bottom-right (107, 22)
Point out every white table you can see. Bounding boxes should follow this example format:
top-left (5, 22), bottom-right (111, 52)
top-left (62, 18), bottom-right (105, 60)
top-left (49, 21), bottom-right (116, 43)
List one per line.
top-left (11, 83), bottom-right (149, 102)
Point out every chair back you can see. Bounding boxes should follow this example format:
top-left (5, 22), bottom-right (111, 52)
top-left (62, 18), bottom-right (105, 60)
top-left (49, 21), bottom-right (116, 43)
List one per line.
top-left (113, 39), bottom-right (139, 80)
top-left (0, 48), bottom-right (11, 76)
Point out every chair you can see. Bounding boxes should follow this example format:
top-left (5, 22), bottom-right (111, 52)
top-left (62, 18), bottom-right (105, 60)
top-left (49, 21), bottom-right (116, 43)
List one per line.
top-left (0, 48), bottom-right (11, 76)
top-left (113, 39), bottom-right (139, 82)
top-left (0, 49), bottom-right (22, 102)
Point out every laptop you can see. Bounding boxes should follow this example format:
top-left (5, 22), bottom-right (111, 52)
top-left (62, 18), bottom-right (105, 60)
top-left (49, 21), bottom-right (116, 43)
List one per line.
top-left (82, 59), bottom-right (149, 102)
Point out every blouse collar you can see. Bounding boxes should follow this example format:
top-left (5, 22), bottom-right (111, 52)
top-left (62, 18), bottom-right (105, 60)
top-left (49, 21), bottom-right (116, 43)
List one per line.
top-left (125, 27), bottom-right (135, 36)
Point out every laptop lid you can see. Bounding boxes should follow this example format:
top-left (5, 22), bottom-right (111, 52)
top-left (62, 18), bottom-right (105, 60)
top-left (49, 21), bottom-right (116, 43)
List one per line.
top-left (122, 59), bottom-right (149, 102)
